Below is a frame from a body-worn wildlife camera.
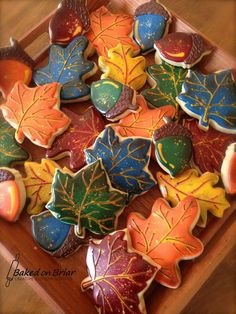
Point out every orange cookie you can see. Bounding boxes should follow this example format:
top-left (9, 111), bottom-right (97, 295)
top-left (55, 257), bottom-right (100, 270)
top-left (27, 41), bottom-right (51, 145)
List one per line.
top-left (0, 167), bottom-right (26, 222)
top-left (1, 82), bottom-right (71, 148)
top-left (0, 38), bottom-right (34, 99)
top-left (127, 196), bottom-right (204, 288)
top-left (87, 6), bottom-right (140, 57)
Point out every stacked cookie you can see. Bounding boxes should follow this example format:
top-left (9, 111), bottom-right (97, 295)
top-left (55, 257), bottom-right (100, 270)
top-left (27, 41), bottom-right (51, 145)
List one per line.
top-left (0, 0), bottom-right (235, 313)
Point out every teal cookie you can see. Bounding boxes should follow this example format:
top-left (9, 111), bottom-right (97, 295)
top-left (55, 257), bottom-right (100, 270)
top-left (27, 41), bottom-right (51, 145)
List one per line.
top-left (91, 79), bottom-right (138, 121)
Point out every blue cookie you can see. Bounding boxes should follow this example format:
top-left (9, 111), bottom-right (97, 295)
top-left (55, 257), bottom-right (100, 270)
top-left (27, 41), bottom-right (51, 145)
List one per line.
top-left (85, 126), bottom-right (156, 199)
top-left (31, 211), bottom-right (83, 257)
top-left (33, 36), bottom-right (97, 103)
top-left (177, 69), bottom-right (236, 134)
top-left (133, 0), bottom-right (171, 54)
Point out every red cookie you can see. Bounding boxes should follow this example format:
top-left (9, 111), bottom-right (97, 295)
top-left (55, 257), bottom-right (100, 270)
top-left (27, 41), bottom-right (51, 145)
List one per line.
top-left (154, 32), bottom-right (212, 68)
top-left (46, 107), bottom-right (105, 171)
top-left (184, 119), bottom-right (236, 173)
top-left (49, 0), bottom-right (90, 45)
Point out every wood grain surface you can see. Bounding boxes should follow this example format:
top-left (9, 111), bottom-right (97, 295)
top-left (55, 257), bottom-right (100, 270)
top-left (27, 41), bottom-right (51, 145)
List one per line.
top-left (0, 1), bottom-right (236, 314)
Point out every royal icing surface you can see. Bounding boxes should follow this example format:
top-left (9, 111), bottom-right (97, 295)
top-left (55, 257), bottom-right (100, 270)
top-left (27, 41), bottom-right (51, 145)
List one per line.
top-left (0, 167), bottom-right (26, 222)
top-left (91, 79), bottom-right (138, 121)
top-left (177, 69), bottom-right (236, 133)
top-left (1, 82), bottom-right (70, 148)
top-left (154, 32), bottom-right (212, 68)
top-left (221, 143), bottom-right (236, 194)
top-left (133, 0), bottom-right (171, 53)
top-left (33, 36), bottom-right (97, 102)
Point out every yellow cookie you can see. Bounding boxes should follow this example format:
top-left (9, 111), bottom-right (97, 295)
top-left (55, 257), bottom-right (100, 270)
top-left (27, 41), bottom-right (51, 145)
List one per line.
top-left (23, 159), bottom-right (60, 214)
top-left (99, 43), bottom-right (147, 91)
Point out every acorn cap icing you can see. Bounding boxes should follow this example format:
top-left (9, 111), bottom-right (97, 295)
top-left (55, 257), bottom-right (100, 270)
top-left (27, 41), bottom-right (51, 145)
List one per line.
top-left (0, 38), bottom-right (34, 68)
top-left (59, 0), bottom-right (90, 31)
top-left (0, 169), bottom-right (15, 182)
top-left (154, 122), bottom-right (192, 141)
top-left (135, 0), bottom-right (170, 19)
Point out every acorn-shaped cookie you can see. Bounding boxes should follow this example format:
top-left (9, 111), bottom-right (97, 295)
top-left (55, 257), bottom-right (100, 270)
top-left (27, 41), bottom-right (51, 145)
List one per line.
top-left (221, 143), bottom-right (236, 194)
top-left (133, 0), bottom-right (171, 54)
top-left (154, 32), bottom-right (212, 68)
top-left (0, 168), bottom-right (26, 222)
top-left (0, 38), bottom-right (34, 99)
top-left (91, 79), bottom-right (138, 121)
top-left (154, 122), bottom-right (192, 177)
top-left (31, 211), bottom-right (84, 257)
top-left (49, 0), bottom-right (90, 45)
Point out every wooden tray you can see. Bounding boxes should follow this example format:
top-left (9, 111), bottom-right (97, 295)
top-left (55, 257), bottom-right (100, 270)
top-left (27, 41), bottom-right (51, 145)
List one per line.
top-left (0, 1), bottom-right (235, 313)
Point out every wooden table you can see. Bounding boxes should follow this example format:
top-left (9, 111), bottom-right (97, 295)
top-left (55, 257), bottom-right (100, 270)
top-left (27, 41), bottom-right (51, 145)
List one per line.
top-left (0, 1), bottom-right (235, 313)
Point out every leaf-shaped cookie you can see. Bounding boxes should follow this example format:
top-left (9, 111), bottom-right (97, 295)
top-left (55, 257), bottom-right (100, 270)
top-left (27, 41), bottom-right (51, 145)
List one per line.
top-left (46, 107), bottom-right (105, 171)
top-left (81, 230), bottom-right (158, 314)
top-left (33, 36), bottom-right (97, 102)
top-left (46, 159), bottom-right (127, 238)
top-left (87, 6), bottom-right (140, 57)
top-left (184, 119), bottom-right (236, 173)
top-left (0, 82), bottom-right (70, 148)
top-left (85, 126), bottom-right (156, 199)
top-left (157, 169), bottom-right (230, 227)
top-left (99, 44), bottom-right (147, 91)
top-left (0, 117), bottom-right (29, 167)
top-left (112, 95), bottom-right (175, 138)
top-left (177, 69), bottom-right (236, 133)
top-left (127, 196), bottom-right (203, 288)
top-left (23, 159), bottom-right (60, 215)
top-left (142, 62), bottom-right (187, 117)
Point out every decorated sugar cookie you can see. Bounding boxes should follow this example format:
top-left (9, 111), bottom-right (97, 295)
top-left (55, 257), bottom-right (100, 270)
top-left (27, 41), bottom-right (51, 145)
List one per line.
top-left (85, 126), bottom-right (156, 199)
top-left (142, 61), bottom-right (187, 117)
top-left (183, 119), bottom-right (236, 173)
top-left (46, 159), bottom-right (127, 238)
top-left (99, 44), bottom-right (147, 91)
top-left (177, 69), bottom-right (236, 134)
top-left (0, 38), bottom-right (34, 99)
top-left (23, 159), bottom-right (60, 215)
top-left (154, 122), bottom-right (192, 177)
top-left (0, 117), bottom-right (29, 167)
top-left (127, 196), bottom-right (203, 288)
top-left (0, 168), bottom-right (26, 222)
top-left (157, 169), bottom-right (230, 227)
top-left (91, 79), bottom-right (138, 121)
top-left (154, 32), bottom-right (212, 68)
top-left (112, 95), bottom-right (175, 138)
top-left (221, 143), bottom-right (236, 194)
top-left (33, 36), bottom-right (97, 102)
top-left (49, 0), bottom-right (90, 45)
top-left (1, 82), bottom-right (70, 148)
top-left (133, 0), bottom-right (172, 53)
top-left (46, 107), bottom-right (105, 171)
top-left (87, 6), bottom-right (140, 57)
top-left (81, 230), bottom-right (158, 314)
top-left (31, 210), bottom-right (85, 257)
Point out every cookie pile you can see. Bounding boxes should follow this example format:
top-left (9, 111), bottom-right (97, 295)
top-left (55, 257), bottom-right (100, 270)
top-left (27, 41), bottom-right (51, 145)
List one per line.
top-left (0, 0), bottom-right (235, 313)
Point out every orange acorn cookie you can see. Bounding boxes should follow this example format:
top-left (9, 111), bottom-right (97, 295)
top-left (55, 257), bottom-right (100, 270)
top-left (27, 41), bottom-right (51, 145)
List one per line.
top-left (87, 6), bottom-right (140, 57)
top-left (49, 0), bottom-right (90, 45)
top-left (154, 32), bottom-right (212, 68)
top-left (127, 196), bottom-right (203, 288)
top-left (0, 167), bottom-right (26, 222)
top-left (1, 82), bottom-right (71, 148)
top-left (99, 44), bottom-right (147, 91)
top-left (0, 38), bottom-right (34, 99)
top-left (221, 143), bottom-right (236, 194)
